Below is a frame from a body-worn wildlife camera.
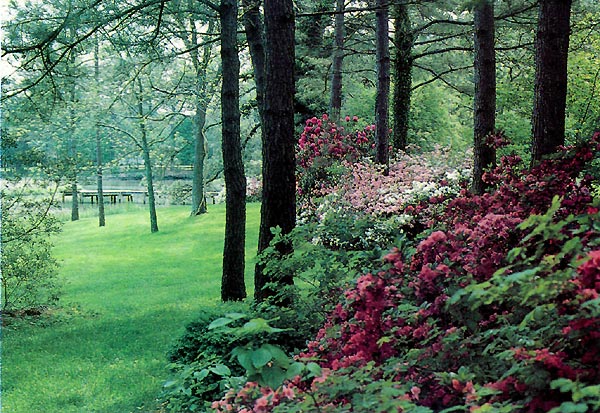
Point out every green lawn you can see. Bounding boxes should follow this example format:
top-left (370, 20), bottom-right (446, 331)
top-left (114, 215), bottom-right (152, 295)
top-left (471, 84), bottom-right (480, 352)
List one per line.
top-left (2, 203), bottom-right (260, 413)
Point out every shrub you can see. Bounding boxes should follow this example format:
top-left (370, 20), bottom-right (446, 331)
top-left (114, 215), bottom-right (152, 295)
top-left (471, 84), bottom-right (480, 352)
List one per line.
top-left (212, 135), bottom-right (600, 412)
top-left (162, 309), bottom-right (247, 412)
top-left (1, 183), bottom-right (62, 314)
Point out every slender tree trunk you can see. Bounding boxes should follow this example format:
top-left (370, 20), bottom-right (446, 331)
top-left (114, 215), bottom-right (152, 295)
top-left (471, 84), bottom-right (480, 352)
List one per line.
top-left (70, 180), bottom-right (79, 221)
top-left (242, 0), bottom-right (266, 123)
top-left (392, 1), bottom-right (412, 151)
top-left (375, 0), bottom-right (390, 172)
top-left (220, 0), bottom-right (247, 302)
top-left (190, 18), bottom-right (215, 216)
top-left (191, 106), bottom-right (208, 216)
top-left (472, 0), bottom-right (496, 195)
top-left (67, 30), bottom-right (79, 222)
top-left (136, 79), bottom-right (159, 233)
top-left (329, 0), bottom-right (345, 123)
top-left (94, 40), bottom-right (106, 226)
top-left (255, 0), bottom-right (296, 303)
top-left (531, 0), bottom-right (572, 165)
top-left (95, 129), bottom-right (105, 226)
top-left (141, 141), bottom-right (159, 233)
top-left (69, 112), bottom-right (79, 222)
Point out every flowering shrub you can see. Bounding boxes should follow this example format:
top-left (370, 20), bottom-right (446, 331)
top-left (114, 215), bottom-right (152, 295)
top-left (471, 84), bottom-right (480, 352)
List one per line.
top-left (297, 114), bottom-right (373, 169)
top-left (211, 135), bottom-right (600, 412)
top-left (296, 114), bottom-right (375, 203)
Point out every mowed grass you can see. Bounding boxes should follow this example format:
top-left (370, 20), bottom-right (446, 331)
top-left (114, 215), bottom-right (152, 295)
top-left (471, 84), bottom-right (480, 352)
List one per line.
top-left (2, 203), bottom-right (260, 413)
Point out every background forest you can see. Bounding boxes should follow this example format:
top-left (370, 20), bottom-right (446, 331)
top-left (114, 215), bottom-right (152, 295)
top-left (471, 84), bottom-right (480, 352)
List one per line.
top-left (1, 0), bottom-right (600, 412)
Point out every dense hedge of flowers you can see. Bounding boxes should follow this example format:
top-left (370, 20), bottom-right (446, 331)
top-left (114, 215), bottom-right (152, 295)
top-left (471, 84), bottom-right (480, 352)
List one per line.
top-left (213, 134), bottom-right (600, 412)
top-left (297, 115), bottom-right (471, 249)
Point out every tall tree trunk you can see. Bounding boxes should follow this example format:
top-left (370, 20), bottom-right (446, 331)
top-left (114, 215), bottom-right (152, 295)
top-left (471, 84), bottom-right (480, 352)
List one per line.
top-left (375, 0), bottom-right (390, 172)
top-left (392, 1), bottom-right (412, 151)
top-left (242, 0), bottom-right (266, 123)
top-left (220, 0), bottom-right (247, 302)
top-left (69, 110), bottom-right (79, 222)
top-left (137, 79), bottom-right (159, 233)
top-left (329, 0), bottom-right (345, 123)
top-left (94, 39), bottom-right (106, 226)
top-left (67, 29), bottom-right (79, 222)
top-left (472, 0), bottom-right (496, 195)
top-left (531, 0), bottom-right (572, 165)
top-left (255, 0), bottom-right (296, 303)
top-left (190, 18), bottom-right (215, 216)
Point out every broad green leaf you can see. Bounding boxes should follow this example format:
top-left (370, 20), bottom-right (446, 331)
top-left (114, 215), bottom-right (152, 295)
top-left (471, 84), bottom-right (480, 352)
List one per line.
top-left (252, 346), bottom-right (273, 369)
top-left (262, 344), bottom-right (291, 367)
top-left (208, 317), bottom-right (235, 330)
top-left (232, 347), bottom-right (254, 372)
top-left (193, 369), bottom-right (209, 381)
top-left (263, 365), bottom-right (287, 389)
top-left (209, 364), bottom-right (231, 377)
top-left (286, 362), bottom-right (304, 379)
top-left (306, 362), bottom-right (322, 378)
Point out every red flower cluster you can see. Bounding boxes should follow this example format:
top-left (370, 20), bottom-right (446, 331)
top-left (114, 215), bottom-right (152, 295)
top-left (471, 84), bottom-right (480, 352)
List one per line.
top-left (297, 114), bottom-right (374, 168)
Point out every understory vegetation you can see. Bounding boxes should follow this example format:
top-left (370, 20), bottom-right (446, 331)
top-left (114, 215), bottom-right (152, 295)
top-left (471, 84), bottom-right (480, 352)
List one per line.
top-left (163, 120), bottom-right (600, 412)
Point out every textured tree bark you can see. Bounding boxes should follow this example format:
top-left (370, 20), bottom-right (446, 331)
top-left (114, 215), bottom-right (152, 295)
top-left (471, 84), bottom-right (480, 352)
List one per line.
top-left (392, 1), bottom-right (412, 151)
top-left (375, 0), bottom-right (390, 172)
top-left (255, 0), bottom-right (296, 303)
top-left (220, 0), bottom-right (247, 302)
top-left (329, 0), bottom-right (345, 123)
top-left (472, 0), bottom-right (496, 195)
top-left (531, 0), bottom-right (572, 165)
top-left (242, 0), bottom-right (266, 124)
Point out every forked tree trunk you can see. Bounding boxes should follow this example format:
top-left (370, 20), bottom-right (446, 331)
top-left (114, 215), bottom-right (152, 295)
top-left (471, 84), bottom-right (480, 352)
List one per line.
top-left (255, 0), bottom-right (296, 303)
top-left (531, 0), bottom-right (572, 165)
top-left (472, 0), bottom-right (496, 195)
top-left (220, 0), bottom-right (247, 302)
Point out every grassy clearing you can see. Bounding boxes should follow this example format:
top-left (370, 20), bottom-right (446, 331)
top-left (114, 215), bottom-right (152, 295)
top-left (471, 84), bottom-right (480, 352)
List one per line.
top-left (2, 203), bottom-right (260, 413)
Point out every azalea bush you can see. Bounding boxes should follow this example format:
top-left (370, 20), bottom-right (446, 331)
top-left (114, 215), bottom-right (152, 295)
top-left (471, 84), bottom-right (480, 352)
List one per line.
top-left (297, 115), bottom-right (471, 245)
top-left (212, 134), bottom-right (600, 412)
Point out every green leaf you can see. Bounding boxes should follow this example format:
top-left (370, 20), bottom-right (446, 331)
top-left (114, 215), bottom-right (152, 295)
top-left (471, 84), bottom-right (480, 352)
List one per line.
top-left (286, 362), bottom-right (304, 379)
top-left (551, 378), bottom-right (576, 392)
top-left (209, 364), bottom-right (231, 377)
top-left (232, 347), bottom-right (254, 372)
top-left (252, 346), bottom-right (273, 369)
top-left (208, 317), bottom-right (235, 330)
top-left (306, 362), bottom-right (322, 378)
top-left (224, 312), bottom-right (247, 320)
top-left (262, 365), bottom-right (287, 389)
top-left (504, 268), bottom-right (539, 284)
top-left (551, 402), bottom-right (588, 413)
top-left (193, 369), bottom-right (210, 381)
top-left (261, 344), bottom-right (290, 367)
